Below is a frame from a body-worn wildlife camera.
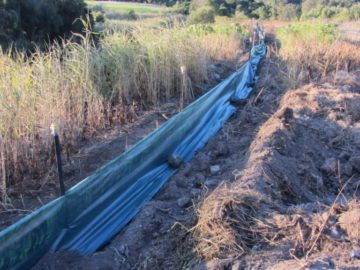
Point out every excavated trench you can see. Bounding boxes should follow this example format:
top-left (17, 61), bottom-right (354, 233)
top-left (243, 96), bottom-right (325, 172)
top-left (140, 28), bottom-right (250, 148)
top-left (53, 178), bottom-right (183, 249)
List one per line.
top-left (35, 53), bottom-right (360, 269)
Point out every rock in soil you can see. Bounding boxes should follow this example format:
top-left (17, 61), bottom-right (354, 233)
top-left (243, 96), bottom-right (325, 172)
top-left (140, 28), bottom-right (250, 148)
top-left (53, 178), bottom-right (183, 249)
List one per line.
top-left (182, 163), bottom-right (192, 176)
top-left (177, 196), bottom-right (191, 208)
top-left (168, 154), bottom-right (183, 168)
top-left (204, 179), bottom-right (221, 188)
top-left (175, 177), bottom-right (188, 188)
top-left (193, 173), bottom-right (206, 188)
top-left (215, 141), bottom-right (229, 157)
top-left (328, 226), bottom-right (342, 240)
top-left (320, 158), bottom-right (338, 175)
top-left (349, 156), bottom-right (360, 172)
top-left (339, 151), bottom-right (350, 161)
top-left (210, 165), bottom-right (221, 175)
top-left (190, 188), bottom-right (202, 197)
top-left (280, 107), bottom-right (294, 124)
top-left (350, 250), bottom-right (360, 260)
top-left (340, 162), bottom-right (353, 177)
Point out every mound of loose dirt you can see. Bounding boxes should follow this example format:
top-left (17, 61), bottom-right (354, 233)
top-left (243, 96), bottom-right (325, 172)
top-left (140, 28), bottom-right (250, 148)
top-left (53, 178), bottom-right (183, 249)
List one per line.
top-left (193, 73), bottom-right (360, 269)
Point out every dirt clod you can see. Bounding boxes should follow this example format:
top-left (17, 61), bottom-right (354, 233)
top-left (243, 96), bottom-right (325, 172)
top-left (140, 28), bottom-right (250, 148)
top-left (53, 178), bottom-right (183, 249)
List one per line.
top-left (349, 156), bottom-right (360, 172)
top-left (210, 165), bottom-right (221, 175)
top-left (177, 196), bottom-right (191, 208)
top-left (204, 179), bottom-right (220, 188)
top-left (351, 250), bottom-right (360, 260)
top-left (168, 154), bottom-right (183, 168)
top-left (280, 107), bottom-right (294, 124)
top-left (341, 162), bottom-right (353, 177)
top-left (320, 158), bottom-right (338, 175)
top-left (214, 142), bottom-right (229, 157)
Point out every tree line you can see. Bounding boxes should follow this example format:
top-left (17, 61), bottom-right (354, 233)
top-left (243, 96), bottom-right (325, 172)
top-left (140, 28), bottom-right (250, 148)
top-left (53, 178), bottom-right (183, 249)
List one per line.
top-left (103, 0), bottom-right (360, 20)
top-left (1, 0), bottom-right (359, 51)
top-left (187, 0), bottom-right (360, 20)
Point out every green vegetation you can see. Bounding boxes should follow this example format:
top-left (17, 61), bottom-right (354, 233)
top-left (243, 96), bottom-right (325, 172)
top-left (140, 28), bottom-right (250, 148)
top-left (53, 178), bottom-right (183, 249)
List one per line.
top-left (86, 1), bottom-right (166, 13)
top-left (276, 22), bottom-right (360, 87)
top-left (187, 6), bottom-right (215, 25)
top-left (277, 22), bottom-right (337, 51)
top-left (0, 0), bottom-right (92, 51)
top-left (301, 0), bottom-right (360, 20)
top-left (86, 1), bottom-right (170, 27)
top-left (187, 0), bottom-right (360, 21)
top-left (186, 23), bottom-right (247, 38)
top-left (89, 0), bottom-right (180, 7)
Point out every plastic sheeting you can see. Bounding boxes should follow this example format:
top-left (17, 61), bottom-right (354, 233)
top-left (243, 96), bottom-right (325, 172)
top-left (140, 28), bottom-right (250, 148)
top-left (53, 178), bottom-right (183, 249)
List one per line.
top-left (0, 38), bottom-right (266, 270)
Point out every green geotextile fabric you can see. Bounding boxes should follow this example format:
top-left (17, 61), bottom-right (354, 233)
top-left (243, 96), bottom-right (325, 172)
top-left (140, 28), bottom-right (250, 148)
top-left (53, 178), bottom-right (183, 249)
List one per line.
top-left (0, 40), bottom-right (266, 270)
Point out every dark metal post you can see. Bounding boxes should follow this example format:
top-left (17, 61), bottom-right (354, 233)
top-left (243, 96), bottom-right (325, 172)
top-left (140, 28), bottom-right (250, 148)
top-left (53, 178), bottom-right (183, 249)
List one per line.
top-left (51, 123), bottom-right (65, 196)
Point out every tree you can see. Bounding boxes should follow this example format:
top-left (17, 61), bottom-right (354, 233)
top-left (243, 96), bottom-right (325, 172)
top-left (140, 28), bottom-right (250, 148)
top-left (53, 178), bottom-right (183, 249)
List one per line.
top-left (0, 0), bottom-right (92, 51)
top-left (187, 6), bottom-right (215, 25)
top-left (253, 5), bottom-right (271, 19)
top-left (277, 3), bottom-right (301, 20)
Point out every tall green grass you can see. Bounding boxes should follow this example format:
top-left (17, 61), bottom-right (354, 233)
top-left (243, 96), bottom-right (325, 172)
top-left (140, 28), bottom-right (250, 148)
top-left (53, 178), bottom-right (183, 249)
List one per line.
top-left (276, 22), bottom-right (336, 52)
top-left (0, 25), bottom-right (244, 200)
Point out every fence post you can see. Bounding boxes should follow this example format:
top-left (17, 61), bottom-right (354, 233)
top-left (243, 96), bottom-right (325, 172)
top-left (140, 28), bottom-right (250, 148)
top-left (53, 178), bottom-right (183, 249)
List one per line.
top-left (51, 122), bottom-right (65, 196)
top-left (180, 65), bottom-right (187, 111)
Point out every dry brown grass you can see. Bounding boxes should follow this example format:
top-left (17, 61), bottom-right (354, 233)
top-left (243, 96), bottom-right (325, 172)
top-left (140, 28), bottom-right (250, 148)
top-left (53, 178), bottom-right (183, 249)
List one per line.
top-left (199, 33), bottom-right (243, 61)
top-left (281, 40), bottom-right (360, 87)
top-left (257, 196), bottom-right (360, 261)
top-left (276, 22), bottom-right (360, 87)
top-left (192, 182), bottom-right (263, 260)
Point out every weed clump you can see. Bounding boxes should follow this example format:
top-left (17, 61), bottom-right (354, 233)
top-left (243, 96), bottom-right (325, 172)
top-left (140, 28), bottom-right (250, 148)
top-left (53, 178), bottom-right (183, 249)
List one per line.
top-left (187, 7), bottom-right (215, 26)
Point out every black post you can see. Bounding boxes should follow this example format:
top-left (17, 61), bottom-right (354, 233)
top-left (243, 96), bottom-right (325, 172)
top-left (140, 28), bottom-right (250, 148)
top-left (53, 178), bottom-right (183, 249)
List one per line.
top-left (51, 123), bottom-right (65, 196)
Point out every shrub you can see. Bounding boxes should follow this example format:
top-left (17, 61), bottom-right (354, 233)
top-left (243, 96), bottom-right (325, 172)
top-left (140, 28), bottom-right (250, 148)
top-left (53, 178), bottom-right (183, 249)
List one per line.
top-left (91, 5), bottom-right (105, 13)
top-left (276, 3), bottom-right (301, 21)
top-left (253, 6), bottom-right (271, 20)
top-left (350, 4), bottom-right (360, 20)
top-left (333, 8), bottom-right (351, 21)
top-left (125, 10), bottom-right (138, 20)
top-left (94, 12), bottom-right (106, 23)
top-left (319, 7), bottom-right (336, 19)
top-left (277, 23), bottom-right (336, 51)
top-left (187, 6), bottom-right (215, 25)
top-left (172, 1), bottom-right (191, 15)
